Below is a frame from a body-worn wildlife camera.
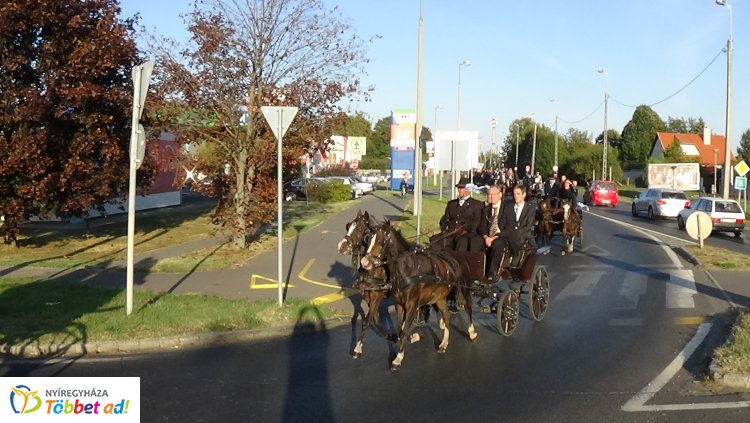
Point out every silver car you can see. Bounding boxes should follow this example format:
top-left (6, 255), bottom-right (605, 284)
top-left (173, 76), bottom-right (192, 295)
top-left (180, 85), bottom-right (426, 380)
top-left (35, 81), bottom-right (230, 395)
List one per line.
top-left (631, 188), bottom-right (689, 220)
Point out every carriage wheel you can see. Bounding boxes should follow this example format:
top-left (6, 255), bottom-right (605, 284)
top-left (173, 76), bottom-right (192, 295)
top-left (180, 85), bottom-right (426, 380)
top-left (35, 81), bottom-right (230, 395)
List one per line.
top-left (496, 290), bottom-right (520, 336)
top-left (528, 266), bottom-right (550, 321)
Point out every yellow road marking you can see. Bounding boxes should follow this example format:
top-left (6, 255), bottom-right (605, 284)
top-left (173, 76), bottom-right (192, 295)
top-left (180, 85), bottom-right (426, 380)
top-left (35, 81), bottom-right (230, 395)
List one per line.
top-left (674, 316), bottom-right (705, 325)
top-left (250, 274), bottom-right (295, 290)
top-left (311, 291), bottom-right (350, 305)
top-left (298, 258), bottom-right (358, 303)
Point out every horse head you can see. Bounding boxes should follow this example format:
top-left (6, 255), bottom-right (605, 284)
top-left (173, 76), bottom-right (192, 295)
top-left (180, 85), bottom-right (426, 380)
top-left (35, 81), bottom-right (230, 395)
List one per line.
top-left (337, 209), bottom-right (372, 255)
top-left (361, 220), bottom-right (412, 271)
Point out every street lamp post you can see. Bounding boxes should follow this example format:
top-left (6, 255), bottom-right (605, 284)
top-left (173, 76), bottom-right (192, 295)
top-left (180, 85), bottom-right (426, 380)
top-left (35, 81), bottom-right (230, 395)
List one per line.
top-left (514, 123), bottom-right (520, 177)
top-left (531, 121), bottom-right (537, 176)
top-left (598, 69), bottom-right (608, 181)
top-left (550, 99), bottom-right (558, 170)
top-left (453, 59), bottom-right (471, 199)
top-left (491, 118), bottom-right (496, 169)
top-left (714, 148), bottom-right (720, 194)
top-left (716, 0), bottom-right (733, 199)
top-left (435, 105), bottom-right (442, 194)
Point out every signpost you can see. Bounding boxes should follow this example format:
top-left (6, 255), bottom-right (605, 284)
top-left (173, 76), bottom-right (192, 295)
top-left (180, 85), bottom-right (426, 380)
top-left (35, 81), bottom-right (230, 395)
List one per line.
top-left (735, 160), bottom-right (749, 209)
top-left (126, 60), bottom-right (155, 315)
top-left (261, 106), bottom-right (299, 306)
top-left (685, 211), bottom-right (712, 249)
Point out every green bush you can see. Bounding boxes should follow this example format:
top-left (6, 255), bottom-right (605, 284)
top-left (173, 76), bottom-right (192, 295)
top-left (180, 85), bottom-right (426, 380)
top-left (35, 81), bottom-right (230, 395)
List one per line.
top-left (308, 181), bottom-right (351, 203)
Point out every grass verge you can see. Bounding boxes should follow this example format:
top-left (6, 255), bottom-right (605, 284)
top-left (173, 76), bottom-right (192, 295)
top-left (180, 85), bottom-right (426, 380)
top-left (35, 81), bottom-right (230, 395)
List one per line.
top-left (683, 244), bottom-right (750, 271)
top-left (713, 310), bottom-right (750, 374)
top-left (0, 277), bottom-right (345, 346)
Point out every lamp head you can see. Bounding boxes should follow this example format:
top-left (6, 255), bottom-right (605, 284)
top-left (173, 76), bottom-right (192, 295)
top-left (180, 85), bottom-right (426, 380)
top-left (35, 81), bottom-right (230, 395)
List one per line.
top-left (716, 0), bottom-right (727, 6)
top-left (597, 69), bottom-right (606, 74)
top-left (460, 60), bottom-right (471, 67)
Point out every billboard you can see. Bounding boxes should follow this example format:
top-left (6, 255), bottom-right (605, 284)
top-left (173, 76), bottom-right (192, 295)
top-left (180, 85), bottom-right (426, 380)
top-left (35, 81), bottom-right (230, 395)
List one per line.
top-left (389, 109), bottom-right (416, 190)
top-left (434, 130), bottom-right (480, 172)
top-left (647, 163), bottom-right (700, 191)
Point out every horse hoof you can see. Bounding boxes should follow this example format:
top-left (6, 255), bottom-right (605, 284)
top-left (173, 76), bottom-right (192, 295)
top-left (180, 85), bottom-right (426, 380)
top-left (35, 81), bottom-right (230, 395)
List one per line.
top-left (352, 352), bottom-right (362, 359)
top-left (409, 333), bottom-right (422, 343)
top-left (561, 250), bottom-right (566, 256)
top-left (437, 347), bottom-right (447, 354)
top-left (469, 333), bottom-right (479, 342)
top-left (390, 364), bottom-right (401, 371)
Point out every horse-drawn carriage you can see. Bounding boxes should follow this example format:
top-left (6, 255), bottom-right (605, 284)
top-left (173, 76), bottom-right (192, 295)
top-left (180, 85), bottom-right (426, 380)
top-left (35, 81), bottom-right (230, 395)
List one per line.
top-left (462, 242), bottom-right (551, 336)
top-left (338, 210), bottom-right (552, 370)
top-left (536, 197), bottom-right (583, 255)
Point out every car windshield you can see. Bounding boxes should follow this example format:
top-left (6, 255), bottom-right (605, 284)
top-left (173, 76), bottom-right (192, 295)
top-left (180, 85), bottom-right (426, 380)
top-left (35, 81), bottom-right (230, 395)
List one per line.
top-left (715, 201), bottom-right (742, 213)
top-left (598, 182), bottom-right (616, 191)
top-left (663, 192), bottom-right (687, 200)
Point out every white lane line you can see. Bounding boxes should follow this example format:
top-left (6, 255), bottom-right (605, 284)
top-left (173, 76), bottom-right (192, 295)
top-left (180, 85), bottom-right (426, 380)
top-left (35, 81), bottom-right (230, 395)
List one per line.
top-left (666, 269), bottom-right (697, 309)
top-left (622, 322), bottom-right (750, 411)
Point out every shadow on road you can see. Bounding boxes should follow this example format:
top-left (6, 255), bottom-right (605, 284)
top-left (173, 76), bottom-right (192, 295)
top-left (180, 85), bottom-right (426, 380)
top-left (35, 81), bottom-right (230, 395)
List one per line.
top-left (282, 306), bottom-right (333, 423)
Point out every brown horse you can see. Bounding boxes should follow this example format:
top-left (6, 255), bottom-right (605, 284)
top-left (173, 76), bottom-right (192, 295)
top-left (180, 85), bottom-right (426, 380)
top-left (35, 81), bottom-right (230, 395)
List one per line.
top-left (336, 210), bottom-right (392, 359)
top-left (561, 201), bottom-right (582, 255)
top-left (362, 221), bottom-right (477, 370)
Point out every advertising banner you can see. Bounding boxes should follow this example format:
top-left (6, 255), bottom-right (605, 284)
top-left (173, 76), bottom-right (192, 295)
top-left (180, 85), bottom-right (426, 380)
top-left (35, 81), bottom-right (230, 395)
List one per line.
top-left (647, 163), bottom-right (700, 191)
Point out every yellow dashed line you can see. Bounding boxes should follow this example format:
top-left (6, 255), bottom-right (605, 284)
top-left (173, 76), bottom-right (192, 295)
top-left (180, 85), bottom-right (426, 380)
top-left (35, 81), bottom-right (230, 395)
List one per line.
top-left (311, 291), bottom-right (351, 305)
top-left (298, 258), bottom-right (358, 303)
top-left (674, 316), bottom-right (705, 325)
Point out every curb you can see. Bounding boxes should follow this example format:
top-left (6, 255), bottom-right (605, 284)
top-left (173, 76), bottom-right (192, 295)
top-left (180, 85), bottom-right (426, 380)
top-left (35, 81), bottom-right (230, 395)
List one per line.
top-left (0, 317), bottom-right (351, 359)
top-left (673, 245), bottom-right (702, 267)
top-left (709, 311), bottom-right (750, 390)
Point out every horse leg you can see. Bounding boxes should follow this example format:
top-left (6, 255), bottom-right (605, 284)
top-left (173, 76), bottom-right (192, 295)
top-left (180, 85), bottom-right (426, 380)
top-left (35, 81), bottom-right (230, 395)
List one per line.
top-left (460, 287), bottom-right (478, 342)
top-left (391, 303), bottom-right (418, 370)
top-left (353, 292), bottom-right (371, 358)
top-left (435, 297), bottom-right (451, 353)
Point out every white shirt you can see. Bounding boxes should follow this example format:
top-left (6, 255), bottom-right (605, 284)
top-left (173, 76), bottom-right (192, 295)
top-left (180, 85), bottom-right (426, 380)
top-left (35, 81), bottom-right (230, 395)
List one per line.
top-left (514, 202), bottom-right (525, 221)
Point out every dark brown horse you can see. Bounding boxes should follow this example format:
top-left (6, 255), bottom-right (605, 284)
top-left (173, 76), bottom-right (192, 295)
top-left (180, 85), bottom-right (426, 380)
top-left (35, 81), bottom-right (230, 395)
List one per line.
top-left (362, 221), bottom-right (477, 370)
top-left (336, 210), bottom-right (393, 359)
top-left (561, 201), bottom-right (582, 255)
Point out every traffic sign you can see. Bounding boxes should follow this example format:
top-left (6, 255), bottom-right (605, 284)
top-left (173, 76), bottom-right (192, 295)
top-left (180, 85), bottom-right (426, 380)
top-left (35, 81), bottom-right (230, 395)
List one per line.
top-left (261, 106), bottom-right (298, 141)
top-left (735, 160), bottom-right (749, 177)
top-left (735, 176), bottom-right (747, 190)
top-left (351, 160), bottom-right (359, 170)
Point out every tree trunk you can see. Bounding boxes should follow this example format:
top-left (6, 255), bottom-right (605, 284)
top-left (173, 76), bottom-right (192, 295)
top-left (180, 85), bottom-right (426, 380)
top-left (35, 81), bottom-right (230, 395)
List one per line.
top-left (234, 148), bottom-right (249, 248)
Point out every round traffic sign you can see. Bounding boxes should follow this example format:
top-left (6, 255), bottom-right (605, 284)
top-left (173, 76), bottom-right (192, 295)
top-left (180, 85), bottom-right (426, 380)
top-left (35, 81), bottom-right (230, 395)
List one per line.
top-left (685, 211), bottom-right (712, 242)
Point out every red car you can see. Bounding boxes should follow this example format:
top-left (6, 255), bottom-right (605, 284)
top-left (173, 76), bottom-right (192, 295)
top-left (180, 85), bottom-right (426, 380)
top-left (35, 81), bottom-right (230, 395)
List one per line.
top-left (583, 180), bottom-right (618, 207)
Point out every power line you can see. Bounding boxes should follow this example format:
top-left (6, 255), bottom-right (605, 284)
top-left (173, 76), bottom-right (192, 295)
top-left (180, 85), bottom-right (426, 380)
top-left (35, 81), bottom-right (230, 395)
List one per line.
top-left (610, 45), bottom-right (725, 108)
top-left (559, 100), bottom-right (604, 124)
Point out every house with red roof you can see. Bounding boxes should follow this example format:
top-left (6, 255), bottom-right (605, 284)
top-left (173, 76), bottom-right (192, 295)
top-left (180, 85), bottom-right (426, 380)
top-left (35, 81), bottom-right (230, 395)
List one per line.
top-left (650, 127), bottom-right (734, 192)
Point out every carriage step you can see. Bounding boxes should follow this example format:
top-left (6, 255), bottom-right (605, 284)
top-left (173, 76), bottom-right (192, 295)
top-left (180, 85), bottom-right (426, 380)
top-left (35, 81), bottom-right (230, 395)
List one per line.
top-left (536, 245), bottom-right (552, 256)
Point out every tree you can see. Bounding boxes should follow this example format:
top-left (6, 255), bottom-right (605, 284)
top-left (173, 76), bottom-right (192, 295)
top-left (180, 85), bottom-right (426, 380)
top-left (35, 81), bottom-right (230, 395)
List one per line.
top-left (0, 0), bottom-right (143, 243)
top-left (150, 0), bottom-right (371, 248)
top-left (662, 140), bottom-right (688, 163)
top-left (619, 105), bottom-right (666, 169)
top-left (737, 129), bottom-right (750, 165)
top-left (665, 116), bottom-right (705, 134)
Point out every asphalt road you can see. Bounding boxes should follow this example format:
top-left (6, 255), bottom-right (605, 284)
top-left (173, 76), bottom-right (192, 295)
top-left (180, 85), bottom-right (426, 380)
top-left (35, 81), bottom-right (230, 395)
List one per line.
top-left (3, 195), bottom-right (748, 422)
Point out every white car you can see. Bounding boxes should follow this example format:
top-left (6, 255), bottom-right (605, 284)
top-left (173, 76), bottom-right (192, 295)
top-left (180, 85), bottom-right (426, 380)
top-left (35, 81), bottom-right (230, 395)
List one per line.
top-left (631, 188), bottom-right (689, 220)
top-left (359, 173), bottom-right (384, 184)
top-left (325, 176), bottom-right (372, 198)
top-left (350, 176), bottom-right (375, 194)
top-left (677, 197), bottom-right (745, 237)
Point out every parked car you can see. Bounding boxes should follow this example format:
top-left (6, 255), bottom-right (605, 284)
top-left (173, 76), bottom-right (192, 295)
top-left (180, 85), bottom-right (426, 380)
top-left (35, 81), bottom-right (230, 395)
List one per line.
top-left (359, 172), bottom-right (384, 184)
top-left (283, 177), bottom-right (324, 201)
top-left (350, 176), bottom-right (375, 194)
top-left (677, 197), bottom-right (745, 237)
top-left (325, 176), bottom-right (371, 199)
top-left (583, 180), bottom-right (619, 207)
top-left (631, 188), bottom-right (690, 220)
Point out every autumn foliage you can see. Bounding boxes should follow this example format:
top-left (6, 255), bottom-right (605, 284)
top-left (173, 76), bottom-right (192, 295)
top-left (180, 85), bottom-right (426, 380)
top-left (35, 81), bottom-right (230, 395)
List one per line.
top-left (0, 0), bottom-right (147, 243)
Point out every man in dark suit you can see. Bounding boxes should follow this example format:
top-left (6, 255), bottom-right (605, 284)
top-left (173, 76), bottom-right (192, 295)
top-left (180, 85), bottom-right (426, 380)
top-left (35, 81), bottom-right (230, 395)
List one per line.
top-left (487, 184), bottom-right (537, 276)
top-left (429, 177), bottom-right (484, 252)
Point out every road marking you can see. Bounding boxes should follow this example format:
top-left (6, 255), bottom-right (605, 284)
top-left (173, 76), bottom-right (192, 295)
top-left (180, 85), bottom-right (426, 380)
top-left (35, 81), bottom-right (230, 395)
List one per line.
top-left (615, 272), bottom-right (648, 310)
top-left (674, 316), bottom-right (705, 325)
top-left (250, 274), bottom-right (295, 290)
top-left (623, 322), bottom-right (750, 411)
top-left (666, 269), bottom-right (696, 309)
top-left (556, 270), bottom-right (606, 301)
top-left (297, 259), bottom-right (358, 304)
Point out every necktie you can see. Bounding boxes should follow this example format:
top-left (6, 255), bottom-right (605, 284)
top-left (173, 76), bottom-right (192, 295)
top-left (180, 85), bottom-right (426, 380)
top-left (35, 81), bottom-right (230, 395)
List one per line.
top-left (490, 207), bottom-right (499, 237)
top-left (459, 200), bottom-right (465, 206)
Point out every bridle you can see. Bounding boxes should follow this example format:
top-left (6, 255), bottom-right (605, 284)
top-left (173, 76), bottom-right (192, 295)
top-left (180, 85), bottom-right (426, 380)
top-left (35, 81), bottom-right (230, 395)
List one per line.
top-left (363, 226), bottom-right (392, 268)
top-left (342, 215), bottom-right (372, 255)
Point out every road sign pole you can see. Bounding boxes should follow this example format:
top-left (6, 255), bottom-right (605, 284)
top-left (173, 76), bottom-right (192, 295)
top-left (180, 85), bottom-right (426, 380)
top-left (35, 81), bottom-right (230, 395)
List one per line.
top-left (261, 106), bottom-right (298, 307)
